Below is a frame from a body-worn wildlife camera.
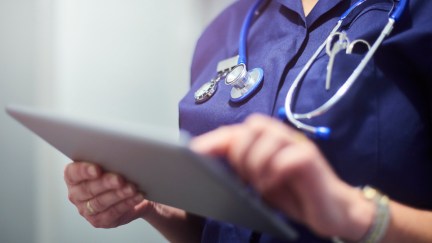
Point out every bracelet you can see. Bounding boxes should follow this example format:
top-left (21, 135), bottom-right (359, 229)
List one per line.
top-left (333, 186), bottom-right (391, 243)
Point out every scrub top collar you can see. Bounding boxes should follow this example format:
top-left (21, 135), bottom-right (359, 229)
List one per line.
top-left (276, 0), bottom-right (345, 28)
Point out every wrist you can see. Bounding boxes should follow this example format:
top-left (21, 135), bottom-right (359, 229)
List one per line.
top-left (334, 186), bottom-right (391, 243)
top-left (337, 186), bottom-right (376, 241)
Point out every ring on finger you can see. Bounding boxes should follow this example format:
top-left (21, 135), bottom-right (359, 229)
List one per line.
top-left (86, 200), bottom-right (95, 215)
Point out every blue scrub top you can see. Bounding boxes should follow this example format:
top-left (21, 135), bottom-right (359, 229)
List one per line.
top-left (179, 0), bottom-right (432, 242)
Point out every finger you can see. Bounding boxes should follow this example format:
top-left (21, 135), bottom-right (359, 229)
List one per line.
top-left (190, 114), bottom-right (290, 179)
top-left (240, 114), bottom-right (300, 179)
top-left (87, 194), bottom-right (146, 228)
top-left (82, 184), bottom-right (139, 216)
top-left (64, 162), bottom-right (101, 185)
top-left (189, 125), bottom-right (238, 156)
top-left (190, 124), bottom-right (261, 181)
top-left (254, 142), bottom-right (320, 196)
top-left (247, 113), bottom-right (309, 142)
top-left (189, 114), bottom-right (274, 158)
top-left (253, 144), bottom-right (324, 221)
top-left (232, 115), bottom-right (282, 179)
top-left (68, 173), bottom-right (126, 202)
top-left (189, 114), bottom-right (270, 156)
top-left (225, 126), bottom-right (261, 180)
top-left (242, 130), bottom-right (287, 182)
top-left (245, 118), bottom-right (308, 179)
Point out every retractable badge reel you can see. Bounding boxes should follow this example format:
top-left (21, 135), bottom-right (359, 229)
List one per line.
top-left (194, 56), bottom-right (239, 103)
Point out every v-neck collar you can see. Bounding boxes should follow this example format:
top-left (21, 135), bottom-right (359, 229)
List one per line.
top-left (276, 0), bottom-right (345, 28)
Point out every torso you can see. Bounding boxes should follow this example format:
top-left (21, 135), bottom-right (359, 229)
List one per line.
top-left (179, 0), bottom-right (432, 242)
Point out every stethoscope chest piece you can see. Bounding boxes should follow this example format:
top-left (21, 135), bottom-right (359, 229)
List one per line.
top-left (225, 63), bottom-right (264, 102)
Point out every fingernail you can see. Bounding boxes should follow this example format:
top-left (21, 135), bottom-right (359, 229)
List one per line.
top-left (134, 194), bottom-right (144, 203)
top-left (122, 185), bottom-right (134, 196)
top-left (87, 166), bottom-right (97, 177)
top-left (109, 175), bottom-right (121, 188)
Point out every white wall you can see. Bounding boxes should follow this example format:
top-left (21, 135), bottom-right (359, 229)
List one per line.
top-left (0, 0), bottom-right (37, 241)
top-left (0, 0), bottom-right (233, 242)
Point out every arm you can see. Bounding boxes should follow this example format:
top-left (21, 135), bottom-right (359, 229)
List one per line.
top-left (382, 202), bottom-right (432, 243)
top-left (190, 114), bottom-right (432, 242)
top-left (64, 162), bottom-right (203, 243)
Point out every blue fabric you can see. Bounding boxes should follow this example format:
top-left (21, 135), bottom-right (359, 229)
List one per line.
top-left (178, 0), bottom-right (432, 242)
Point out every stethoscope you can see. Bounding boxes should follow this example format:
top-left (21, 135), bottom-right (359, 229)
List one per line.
top-left (279, 0), bottom-right (408, 139)
top-left (195, 0), bottom-right (407, 139)
top-left (194, 0), bottom-right (266, 103)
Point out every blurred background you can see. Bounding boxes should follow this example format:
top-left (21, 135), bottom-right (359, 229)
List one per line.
top-left (0, 0), bottom-right (233, 242)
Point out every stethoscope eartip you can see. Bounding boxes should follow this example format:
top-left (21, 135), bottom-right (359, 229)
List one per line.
top-left (315, 127), bottom-right (331, 140)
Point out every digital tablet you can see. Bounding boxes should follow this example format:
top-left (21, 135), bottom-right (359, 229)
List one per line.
top-left (6, 104), bottom-right (297, 240)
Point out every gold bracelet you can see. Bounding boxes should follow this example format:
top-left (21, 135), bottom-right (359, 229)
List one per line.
top-left (333, 186), bottom-right (391, 243)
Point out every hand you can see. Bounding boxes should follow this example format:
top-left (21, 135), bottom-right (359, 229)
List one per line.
top-left (64, 162), bottom-right (153, 228)
top-left (190, 114), bottom-right (374, 240)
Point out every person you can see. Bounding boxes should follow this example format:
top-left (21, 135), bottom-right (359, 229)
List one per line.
top-left (64, 0), bottom-right (432, 242)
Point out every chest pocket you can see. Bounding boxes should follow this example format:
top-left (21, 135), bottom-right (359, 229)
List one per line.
top-left (293, 1), bottom-right (393, 121)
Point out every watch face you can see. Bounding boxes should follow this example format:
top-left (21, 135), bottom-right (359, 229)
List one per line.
top-left (194, 80), bottom-right (218, 103)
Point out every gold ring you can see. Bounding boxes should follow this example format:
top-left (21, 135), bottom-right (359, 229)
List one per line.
top-left (86, 200), bottom-right (95, 215)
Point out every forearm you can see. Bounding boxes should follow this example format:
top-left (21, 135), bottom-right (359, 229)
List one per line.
top-left (381, 201), bottom-right (432, 243)
top-left (142, 202), bottom-right (204, 243)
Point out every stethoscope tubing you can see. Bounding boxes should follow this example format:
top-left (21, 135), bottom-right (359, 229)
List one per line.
top-left (238, 0), bottom-right (265, 65)
top-left (283, 0), bottom-right (407, 139)
top-left (282, 23), bottom-right (341, 138)
top-left (293, 19), bottom-right (394, 120)
top-left (390, 0), bottom-right (407, 21)
top-left (224, 0), bottom-right (266, 103)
